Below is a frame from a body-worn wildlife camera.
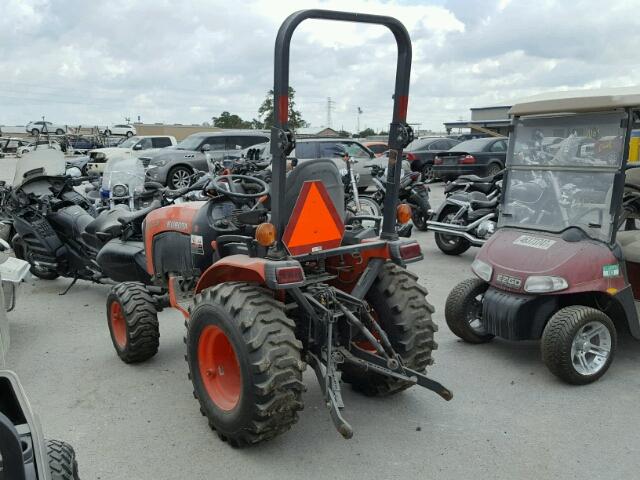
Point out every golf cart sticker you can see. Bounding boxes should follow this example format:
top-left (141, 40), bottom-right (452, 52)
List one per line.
top-left (190, 235), bottom-right (204, 255)
top-left (602, 264), bottom-right (620, 278)
top-left (513, 235), bottom-right (556, 250)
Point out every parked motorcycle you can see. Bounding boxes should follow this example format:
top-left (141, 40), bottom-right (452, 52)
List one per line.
top-left (427, 172), bottom-right (502, 255)
top-left (340, 154), bottom-right (381, 217)
top-left (5, 149), bottom-right (161, 284)
top-left (368, 162), bottom-right (432, 231)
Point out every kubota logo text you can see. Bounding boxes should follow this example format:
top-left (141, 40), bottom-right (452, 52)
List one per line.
top-left (167, 220), bottom-right (188, 230)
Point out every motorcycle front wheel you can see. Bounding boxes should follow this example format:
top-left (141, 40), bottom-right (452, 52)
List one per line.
top-left (346, 196), bottom-right (382, 217)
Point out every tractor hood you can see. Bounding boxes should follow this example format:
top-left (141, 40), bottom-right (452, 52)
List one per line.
top-left (475, 228), bottom-right (623, 294)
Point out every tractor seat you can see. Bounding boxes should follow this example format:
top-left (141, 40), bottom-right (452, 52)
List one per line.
top-left (285, 158), bottom-right (345, 221)
top-left (617, 230), bottom-right (640, 263)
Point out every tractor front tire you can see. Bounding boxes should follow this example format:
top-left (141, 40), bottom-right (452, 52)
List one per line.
top-left (186, 282), bottom-right (305, 447)
top-left (106, 282), bottom-right (160, 363)
top-left (343, 262), bottom-right (437, 396)
top-left (46, 439), bottom-right (79, 480)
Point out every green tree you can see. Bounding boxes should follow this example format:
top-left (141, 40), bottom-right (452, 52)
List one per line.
top-left (258, 87), bottom-right (308, 130)
top-left (378, 130), bottom-right (389, 136)
top-left (212, 111), bottom-right (252, 129)
top-left (358, 128), bottom-right (376, 138)
top-left (337, 130), bottom-right (351, 138)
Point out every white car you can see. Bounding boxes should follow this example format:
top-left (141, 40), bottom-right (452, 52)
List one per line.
top-left (25, 121), bottom-right (66, 136)
top-left (103, 124), bottom-right (136, 137)
top-left (17, 140), bottom-right (63, 156)
top-left (87, 135), bottom-right (176, 174)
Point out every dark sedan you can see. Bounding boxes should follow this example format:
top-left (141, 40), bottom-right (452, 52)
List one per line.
top-left (433, 137), bottom-right (507, 181)
top-left (403, 136), bottom-right (460, 181)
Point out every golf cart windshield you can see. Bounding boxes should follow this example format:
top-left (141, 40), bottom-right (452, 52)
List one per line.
top-left (12, 148), bottom-right (67, 187)
top-left (101, 154), bottom-right (145, 197)
top-left (500, 111), bottom-right (627, 242)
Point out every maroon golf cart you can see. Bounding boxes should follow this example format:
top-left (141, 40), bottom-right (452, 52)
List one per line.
top-left (445, 88), bottom-right (640, 384)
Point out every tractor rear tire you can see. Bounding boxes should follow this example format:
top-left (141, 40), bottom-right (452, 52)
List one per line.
top-left (342, 262), bottom-right (437, 396)
top-left (106, 282), bottom-right (159, 363)
top-left (46, 439), bottom-right (79, 480)
top-left (186, 282), bottom-right (305, 447)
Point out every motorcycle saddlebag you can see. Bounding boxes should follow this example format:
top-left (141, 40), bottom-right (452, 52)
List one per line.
top-left (96, 239), bottom-right (151, 284)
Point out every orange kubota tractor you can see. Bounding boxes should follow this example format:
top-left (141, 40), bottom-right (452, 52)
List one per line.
top-left (102, 9), bottom-right (452, 446)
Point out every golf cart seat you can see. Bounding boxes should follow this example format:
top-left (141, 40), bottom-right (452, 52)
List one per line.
top-left (625, 167), bottom-right (640, 188)
top-left (285, 158), bottom-right (345, 220)
top-left (617, 230), bottom-right (640, 263)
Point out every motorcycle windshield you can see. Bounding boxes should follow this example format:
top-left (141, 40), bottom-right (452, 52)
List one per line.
top-left (101, 154), bottom-right (145, 196)
top-left (13, 148), bottom-right (66, 186)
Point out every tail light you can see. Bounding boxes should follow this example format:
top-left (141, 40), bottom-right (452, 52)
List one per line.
top-left (406, 152), bottom-right (417, 161)
top-left (434, 156), bottom-right (443, 165)
top-left (459, 155), bottom-right (476, 164)
top-left (399, 242), bottom-right (422, 260)
top-left (275, 266), bottom-right (304, 285)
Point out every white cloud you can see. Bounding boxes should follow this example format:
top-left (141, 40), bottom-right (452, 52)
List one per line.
top-left (0, 0), bottom-right (638, 132)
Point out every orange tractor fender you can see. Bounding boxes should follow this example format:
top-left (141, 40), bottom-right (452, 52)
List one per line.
top-left (195, 255), bottom-right (305, 294)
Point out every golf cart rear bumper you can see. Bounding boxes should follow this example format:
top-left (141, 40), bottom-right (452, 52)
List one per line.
top-left (482, 287), bottom-right (558, 340)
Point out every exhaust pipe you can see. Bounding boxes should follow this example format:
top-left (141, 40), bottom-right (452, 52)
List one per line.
top-left (426, 213), bottom-right (495, 247)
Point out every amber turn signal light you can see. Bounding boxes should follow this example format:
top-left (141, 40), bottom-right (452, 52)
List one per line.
top-left (396, 204), bottom-right (412, 224)
top-left (255, 222), bottom-right (276, 247)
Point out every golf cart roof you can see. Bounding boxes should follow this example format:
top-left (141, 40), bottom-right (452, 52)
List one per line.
top-left (510, 87), bottom-right (640, 116)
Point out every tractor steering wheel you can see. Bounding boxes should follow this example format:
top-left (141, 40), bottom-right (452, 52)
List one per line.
top-left (207, 174), bottom-right (269, 199)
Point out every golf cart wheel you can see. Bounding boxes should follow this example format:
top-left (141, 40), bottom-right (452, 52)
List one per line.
top-left (104, 129), bottom-right (111, 136)
top-left (434, 206), bottom-right (471, 255)
top-left (31, 128), bottom-right (39, 136)
top-left (541, 306), bottom-right (616, 385)
top-left (168, 165), bottom-right (193, 189)
top-left (444, 278), bottom-right (494, 343)
top-left (106, 282), bottom-right (159, 363)
top-left (55, 129), bottom-right (65, 135)
top-left (187, 282), bottom-right (305, 447)
top-left (46, 439), bottom-right (79, 480)
top-left (342, 263), bottom-right (437, 396)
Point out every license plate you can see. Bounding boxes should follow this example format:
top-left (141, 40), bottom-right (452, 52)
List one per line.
top-left (513, 235), bottom-right (556, 250)
top-left (495, 273), bottom-right (522, 289)
top-left (444, 158), bottom-right (457, 165)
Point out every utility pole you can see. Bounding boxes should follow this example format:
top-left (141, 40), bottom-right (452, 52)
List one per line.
top-left (356, 106), bottom-right (363, 135)
top-left (326, 97), bottom-right (335, 129)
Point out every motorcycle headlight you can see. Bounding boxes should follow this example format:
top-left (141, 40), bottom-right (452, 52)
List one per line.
top-left (471, 259), bottom-right (493, 282)
top-left (112, 183), bottom-right (128, 197)
top-left (524, 276), bottom-right (568, 293)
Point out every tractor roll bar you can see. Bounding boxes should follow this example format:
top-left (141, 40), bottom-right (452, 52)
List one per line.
top-left (270, 9), bottom-right (414, 245)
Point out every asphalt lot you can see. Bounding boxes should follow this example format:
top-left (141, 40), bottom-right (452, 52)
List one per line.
top-left (2, 156), bottom-right (640, 479)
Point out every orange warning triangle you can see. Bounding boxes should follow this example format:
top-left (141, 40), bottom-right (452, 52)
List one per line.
top-left (283, 181), bottom-right (344, 255)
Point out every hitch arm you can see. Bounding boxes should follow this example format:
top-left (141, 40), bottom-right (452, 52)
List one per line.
top-left (307, 352), bottom-right (353, 439)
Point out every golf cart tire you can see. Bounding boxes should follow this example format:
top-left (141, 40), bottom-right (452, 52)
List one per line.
top-left (342, 263), bottom-right (437, 396)
top-left (186, 282), bottom-right (305, 447)
top-left (541, 306), bottom-right (616, 385)
top-left (434, 206), bottom-right (471, 256)
top-left (46, 439), bottom-right (80, 480)
top-left (444, 278), bottom-right (494, 344)
top-left (106, 282), bottom-right (160, 363)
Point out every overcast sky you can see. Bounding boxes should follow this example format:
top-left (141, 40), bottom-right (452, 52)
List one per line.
top-left (1, 0), bottom-right (639, 132)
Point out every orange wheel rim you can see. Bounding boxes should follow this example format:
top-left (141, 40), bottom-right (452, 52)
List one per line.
top-left (110, 301), bottom-right (127, 348)
top-left (198, 325), bottom-right (241, 411)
